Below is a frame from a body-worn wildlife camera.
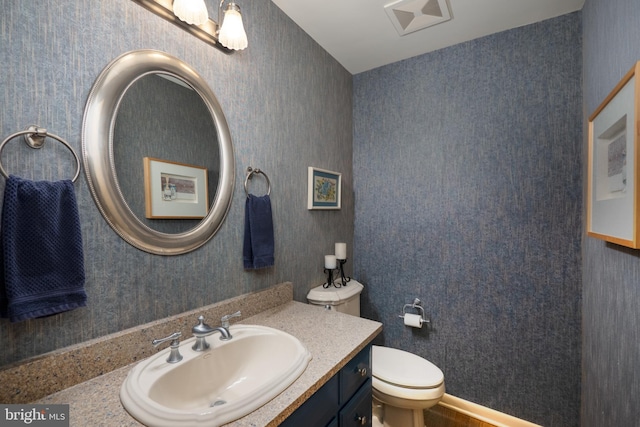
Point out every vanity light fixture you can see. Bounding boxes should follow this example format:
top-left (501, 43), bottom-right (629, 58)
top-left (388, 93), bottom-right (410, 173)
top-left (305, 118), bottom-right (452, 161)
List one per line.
top-left (130, 0), bottom-right (248, 52)
top-left (217, 2), bottom-right (248, 50)
top-left (173, 0), bottom-right (209, 25)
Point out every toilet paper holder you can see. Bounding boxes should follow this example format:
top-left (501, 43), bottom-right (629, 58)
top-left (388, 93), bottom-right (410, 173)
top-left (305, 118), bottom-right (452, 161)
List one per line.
top-left (399, 298), bottom-right (430, 326)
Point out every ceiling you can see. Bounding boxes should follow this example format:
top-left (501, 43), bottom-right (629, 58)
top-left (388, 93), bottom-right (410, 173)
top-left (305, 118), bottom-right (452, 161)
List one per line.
top-left (271, 0), bottom-right (585, 75)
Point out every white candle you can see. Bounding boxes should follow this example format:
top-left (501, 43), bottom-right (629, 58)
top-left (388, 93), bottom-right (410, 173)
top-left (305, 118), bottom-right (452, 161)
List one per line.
top-left (325, 255), bottom-right (337, 269)
top-left (335, 242), bottom-right (347, 260)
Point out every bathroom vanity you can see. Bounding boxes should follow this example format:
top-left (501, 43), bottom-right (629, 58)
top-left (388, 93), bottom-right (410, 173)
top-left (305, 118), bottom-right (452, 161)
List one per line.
top-left (280, 345), bottom-right (372, 427)
top-left (22, 283), bottom-right (381, 426)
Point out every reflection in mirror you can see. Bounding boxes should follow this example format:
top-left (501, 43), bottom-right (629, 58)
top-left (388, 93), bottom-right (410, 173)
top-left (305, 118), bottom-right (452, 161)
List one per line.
top-left (82, 50), bottom-right (235, 255)
top-left (113, 74), bottom-right (219, 234)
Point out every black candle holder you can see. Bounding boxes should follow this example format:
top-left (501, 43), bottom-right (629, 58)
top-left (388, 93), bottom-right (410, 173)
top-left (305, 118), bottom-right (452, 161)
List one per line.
top-left (323, 267), bottom-right (337, 288)
top-left (323, 259), bottom-right (351, 288)
top-left (337, 258), bottom-right (351, 286)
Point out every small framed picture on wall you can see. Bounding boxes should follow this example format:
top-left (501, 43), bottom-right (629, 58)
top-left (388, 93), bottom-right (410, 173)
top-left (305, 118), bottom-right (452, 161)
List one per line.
top-left (587, 61), bottom-right (640, 248)
top-left (143, 157), bottom-right (209, 219)
top-left (308, 166), bottom-right (341, 210)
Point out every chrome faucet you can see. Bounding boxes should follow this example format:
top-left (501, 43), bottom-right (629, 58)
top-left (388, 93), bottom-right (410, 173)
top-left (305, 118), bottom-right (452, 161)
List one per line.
top-left (152, 332), bottom-right (183, 363)
top-left (191, 311), bottom-right (241, 351)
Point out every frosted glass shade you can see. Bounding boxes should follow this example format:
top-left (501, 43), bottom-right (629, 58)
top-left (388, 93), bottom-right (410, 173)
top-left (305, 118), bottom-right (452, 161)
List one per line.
top-left (218, 6), bottom-right (248, 50)
top-left (173, 0), bottom-right (209, 26)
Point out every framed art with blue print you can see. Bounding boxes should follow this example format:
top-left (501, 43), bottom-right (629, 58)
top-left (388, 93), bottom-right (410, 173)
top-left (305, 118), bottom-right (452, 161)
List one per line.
top-left (308, 166), bottom-right (341, 210)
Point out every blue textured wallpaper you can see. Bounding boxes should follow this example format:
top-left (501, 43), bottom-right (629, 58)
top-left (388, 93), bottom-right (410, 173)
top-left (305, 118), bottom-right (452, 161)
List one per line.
top-left (582, 0), bottom-right (640, 425)
top-left (0, 0), bottom-right (353, 366)
top-left (353, 13), bottom-right (582, 427)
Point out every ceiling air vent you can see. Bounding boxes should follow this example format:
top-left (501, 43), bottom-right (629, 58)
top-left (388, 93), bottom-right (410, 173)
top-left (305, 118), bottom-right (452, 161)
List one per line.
top-left (384, 0), bottom-right (452, 36)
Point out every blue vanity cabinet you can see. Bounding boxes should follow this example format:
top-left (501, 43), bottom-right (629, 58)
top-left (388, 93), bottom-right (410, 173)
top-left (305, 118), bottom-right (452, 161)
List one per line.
top-left (338, 345), bottom-right (372, 427)
top-left (339, 379), bottom-right (372, 427)
top-left (281, 345), bottom-right (372, 427)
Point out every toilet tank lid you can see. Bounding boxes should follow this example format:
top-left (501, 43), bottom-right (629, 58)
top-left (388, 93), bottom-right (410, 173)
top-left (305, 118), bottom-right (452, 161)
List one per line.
top-left (307, 280), bottom-right (364, 304)
top-left (372, 345), bottom-right (444, 388)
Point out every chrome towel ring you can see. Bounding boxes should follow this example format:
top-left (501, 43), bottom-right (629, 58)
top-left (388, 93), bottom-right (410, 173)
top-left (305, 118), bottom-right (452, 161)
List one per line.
top-left (244, 166), bottom-right (271, 197)
top-left (0, 125), bottom-right (81, 182)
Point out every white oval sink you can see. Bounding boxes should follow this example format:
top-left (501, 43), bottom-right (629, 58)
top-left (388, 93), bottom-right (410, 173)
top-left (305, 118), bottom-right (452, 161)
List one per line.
top-left (120, 325), bottom-right (312, 427)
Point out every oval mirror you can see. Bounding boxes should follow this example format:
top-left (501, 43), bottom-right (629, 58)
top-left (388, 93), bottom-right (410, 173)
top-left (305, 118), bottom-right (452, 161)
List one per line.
top-left (82, 50), bottom-right (235, 255)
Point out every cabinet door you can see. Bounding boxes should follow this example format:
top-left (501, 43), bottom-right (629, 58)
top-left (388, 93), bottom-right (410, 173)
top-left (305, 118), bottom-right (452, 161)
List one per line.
top-left (340, 346), bottom-right (371, 405)
top-left (280, 375), bottom-right (339, 427)
top-left (339, 379), bottom-right (372, 427)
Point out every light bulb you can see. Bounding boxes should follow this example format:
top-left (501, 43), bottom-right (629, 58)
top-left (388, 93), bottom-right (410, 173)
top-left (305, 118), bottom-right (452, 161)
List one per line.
top-left (218, 4), bottom-right (248, 50)
top-left (173, 0), bottom-right (209, 26)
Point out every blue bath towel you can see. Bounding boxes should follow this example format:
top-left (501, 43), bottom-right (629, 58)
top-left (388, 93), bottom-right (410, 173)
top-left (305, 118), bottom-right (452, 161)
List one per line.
top-left (243, 194), bottom-right (274, 269)
top-left (0, 175), bottom-right (87, 322)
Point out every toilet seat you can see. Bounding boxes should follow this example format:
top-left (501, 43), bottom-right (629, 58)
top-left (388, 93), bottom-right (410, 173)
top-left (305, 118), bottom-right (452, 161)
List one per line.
top-left (373, 377), bottom-right (445, 404)
top-left (372, 345), bottom-right (444, 402)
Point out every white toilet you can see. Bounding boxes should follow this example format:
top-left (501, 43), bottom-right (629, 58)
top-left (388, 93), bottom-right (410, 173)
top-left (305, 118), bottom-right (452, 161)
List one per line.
top-left (307, 280), bottom-right (445, 427)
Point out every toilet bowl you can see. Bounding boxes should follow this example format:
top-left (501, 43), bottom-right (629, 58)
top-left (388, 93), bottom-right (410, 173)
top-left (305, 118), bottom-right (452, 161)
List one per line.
top-left (307, 281), bottom-right (445, 427)
top-left (371, 345), bottom-right (444, 427)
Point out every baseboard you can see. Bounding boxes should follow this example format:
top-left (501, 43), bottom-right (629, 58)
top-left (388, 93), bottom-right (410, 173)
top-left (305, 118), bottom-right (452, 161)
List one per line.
top-left (438, 394), bottom-right (542, 427)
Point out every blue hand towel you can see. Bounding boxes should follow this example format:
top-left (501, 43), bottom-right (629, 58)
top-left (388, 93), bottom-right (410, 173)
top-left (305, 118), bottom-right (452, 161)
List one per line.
top-left (0, 175), bottom-right (87, 322)
top-left (243, 194), bottom-right (274, 269)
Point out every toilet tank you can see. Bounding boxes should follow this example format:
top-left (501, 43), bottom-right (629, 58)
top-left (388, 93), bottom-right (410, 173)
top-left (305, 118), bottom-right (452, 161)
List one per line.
top-left (307, 280), bottom-right (364, 317)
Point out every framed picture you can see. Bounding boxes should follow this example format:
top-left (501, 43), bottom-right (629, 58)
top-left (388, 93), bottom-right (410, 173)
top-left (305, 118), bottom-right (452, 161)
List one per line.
top-left (308, 167), bottom-right (342, 210)
top-left (587, 61), bottom-right (640, 248)
top-left (143, 157), bottom-right (209, 219)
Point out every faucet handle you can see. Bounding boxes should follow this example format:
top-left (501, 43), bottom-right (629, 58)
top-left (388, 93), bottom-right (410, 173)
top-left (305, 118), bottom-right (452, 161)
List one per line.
top-left (221, 311), bottom-right (241, 328)
top-left (152, 332), bottom-right (183, 363)
top-left (152, 331), bottom-right (181, 347)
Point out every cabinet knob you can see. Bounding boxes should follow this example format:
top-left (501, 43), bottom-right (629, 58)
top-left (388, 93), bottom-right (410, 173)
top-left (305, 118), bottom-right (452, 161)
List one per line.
top-left (357, 367), bottom-right (367, 377)
top-left (356, 415), bottom-right (368, 425)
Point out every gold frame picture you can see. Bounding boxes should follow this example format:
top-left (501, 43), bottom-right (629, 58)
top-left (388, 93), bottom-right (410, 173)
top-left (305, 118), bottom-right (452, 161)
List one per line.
top-left (143, 157), bottom-right (209, 219)
top-left (587, 62), bottom-right (640, 248)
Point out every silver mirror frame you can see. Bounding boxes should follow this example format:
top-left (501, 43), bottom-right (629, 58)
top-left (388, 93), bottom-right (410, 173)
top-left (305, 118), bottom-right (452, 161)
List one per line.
top-left (82, 49), bottom-right (235, 255)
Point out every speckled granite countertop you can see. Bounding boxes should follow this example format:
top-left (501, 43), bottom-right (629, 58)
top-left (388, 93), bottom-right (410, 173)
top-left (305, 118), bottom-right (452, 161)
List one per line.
top-left (36, 300), bottom-right (382, 426)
